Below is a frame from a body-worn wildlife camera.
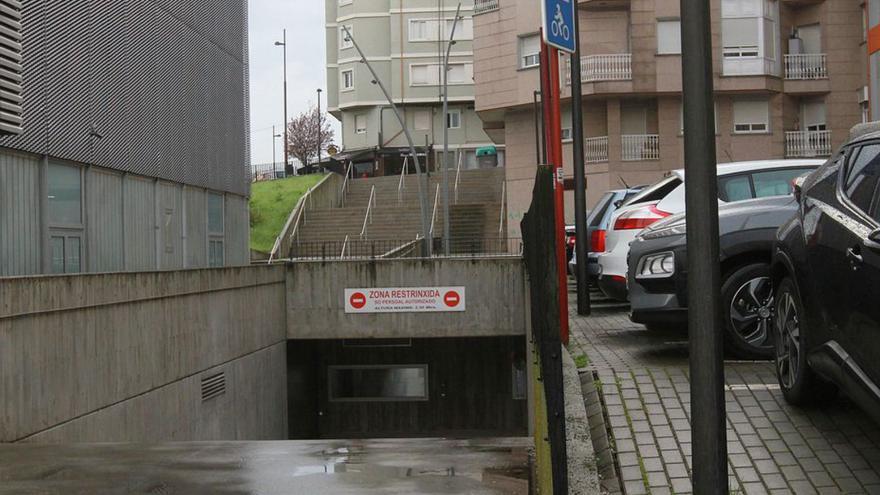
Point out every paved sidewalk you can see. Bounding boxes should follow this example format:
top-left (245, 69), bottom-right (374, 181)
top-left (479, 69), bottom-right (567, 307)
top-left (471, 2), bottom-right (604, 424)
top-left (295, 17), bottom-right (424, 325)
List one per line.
top-left (568, 291), bottom-right (880, 495)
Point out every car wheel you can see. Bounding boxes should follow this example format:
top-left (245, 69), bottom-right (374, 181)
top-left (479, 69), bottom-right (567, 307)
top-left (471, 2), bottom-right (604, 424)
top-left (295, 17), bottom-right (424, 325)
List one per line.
top-left (721, 263), bottom-right (775, 360)
top-left (774, 277), bottom-right (837, 405)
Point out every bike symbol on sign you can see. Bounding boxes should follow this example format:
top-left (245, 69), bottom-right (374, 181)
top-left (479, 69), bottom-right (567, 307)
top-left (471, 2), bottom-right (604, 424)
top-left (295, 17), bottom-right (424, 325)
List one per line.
top-left (551, 5), bottom-right (570, 41)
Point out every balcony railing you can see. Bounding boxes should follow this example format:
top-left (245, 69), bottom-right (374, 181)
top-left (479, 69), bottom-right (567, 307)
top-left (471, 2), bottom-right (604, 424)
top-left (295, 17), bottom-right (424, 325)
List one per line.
top-left (784, 54), bottom-right (827, 80)
top-left (621, 134), bottom-right (660, 161)
top-left (474, 0), bottom-right (500, 14)
top-left (785, 130), bottom-right (832, 158)
top-left (585, 136), bottom-right (609, 163)
top-left (566, 54), bottom-right (632, 85)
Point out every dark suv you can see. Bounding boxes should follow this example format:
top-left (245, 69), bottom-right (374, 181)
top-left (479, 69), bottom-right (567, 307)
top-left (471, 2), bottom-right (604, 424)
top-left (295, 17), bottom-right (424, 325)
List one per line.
top-left (772, 124), bottom-right (880, 417)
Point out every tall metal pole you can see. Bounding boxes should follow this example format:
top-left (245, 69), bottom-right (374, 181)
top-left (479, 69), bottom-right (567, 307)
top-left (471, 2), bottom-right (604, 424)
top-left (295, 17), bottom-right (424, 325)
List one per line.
top-left (570, 11), bottom-right (590, 316)
top-left (275, 30), bottom-right (290, 176)
top-left (342, 26), bottom-right (432, 256)
top-left (442, 4), bottom-right (462, 256)
top-left (317, 88), bottom-right (323, 173)
top-left (681, 0), bottom-right (727, 491)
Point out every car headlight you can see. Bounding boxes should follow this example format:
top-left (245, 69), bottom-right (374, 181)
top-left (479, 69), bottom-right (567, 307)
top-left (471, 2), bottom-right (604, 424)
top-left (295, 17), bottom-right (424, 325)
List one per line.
top-left (636, 251), bottom-right (675, 279)
top-left (639, 222), bottom-right (687, 240)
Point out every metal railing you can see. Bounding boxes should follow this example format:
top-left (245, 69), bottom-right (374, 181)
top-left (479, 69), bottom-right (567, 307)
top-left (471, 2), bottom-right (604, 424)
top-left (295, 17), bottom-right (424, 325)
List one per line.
top-left (287, 237), bottom-right (523, 261)
top-left (498, 181), bottom-right (507, 236)
top-left (453, 151), bottom-right (463, 204)
top-left (566, 54), bottom-right (632, 85)
top-left (784, 54), bottom-right (827, 80)
top-left (429, 183), bottom-right (441, 236)
top-left (339, 161), bottom-right (353, 207)
top-left (397, 156), bottom-right (408, 204)
top-left (360, 185), bottom-right (377, 239)
top-left (474, 0), bottom-right (499, 14)
top-left (340, 235), bottom-right (350, 258)
top-left (785, 130), bottom-right (832, 158)
top-left (585, 136), bottom-right (609, 163)
top-left (268, 173), bottom-right (337, 262)
top-left (621, 134), bottom-right (660, 161)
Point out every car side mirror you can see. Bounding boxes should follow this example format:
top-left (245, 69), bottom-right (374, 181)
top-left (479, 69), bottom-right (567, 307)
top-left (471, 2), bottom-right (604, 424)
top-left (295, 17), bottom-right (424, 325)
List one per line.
top-left (791, 176), bottom-right (807, 201)
top-left (868, 229), bottom-right (880, 251)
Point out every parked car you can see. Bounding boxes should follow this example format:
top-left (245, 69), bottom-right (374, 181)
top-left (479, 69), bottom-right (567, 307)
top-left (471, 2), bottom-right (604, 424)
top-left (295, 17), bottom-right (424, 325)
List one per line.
top-left (595, 159), bottom-right (826, 301)
top-left (568, 187), bottom-right (645, 278)
top-left (771, 124), bottom-right (880, 416)
top-left (565, 225), bottom-right (576, 264)
top-left (628, 194), bottom-right (804, 359)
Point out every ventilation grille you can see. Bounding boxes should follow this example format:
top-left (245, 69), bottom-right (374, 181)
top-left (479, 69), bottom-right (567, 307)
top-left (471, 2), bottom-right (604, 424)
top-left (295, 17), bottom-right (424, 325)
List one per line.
top-left (0, 0), bottom-right (22, 135)
top-left (200, 372), bottom-right (226, 402)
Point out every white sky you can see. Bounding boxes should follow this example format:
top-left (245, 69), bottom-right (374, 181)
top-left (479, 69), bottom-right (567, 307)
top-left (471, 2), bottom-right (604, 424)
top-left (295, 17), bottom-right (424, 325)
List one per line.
top-left (248, 0), bottom-right (341, 166)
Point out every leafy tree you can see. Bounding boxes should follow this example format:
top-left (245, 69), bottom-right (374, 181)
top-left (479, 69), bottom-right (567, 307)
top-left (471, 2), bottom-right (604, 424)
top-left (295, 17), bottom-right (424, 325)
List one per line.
top-left (286, 106), bottom-right (334, 175)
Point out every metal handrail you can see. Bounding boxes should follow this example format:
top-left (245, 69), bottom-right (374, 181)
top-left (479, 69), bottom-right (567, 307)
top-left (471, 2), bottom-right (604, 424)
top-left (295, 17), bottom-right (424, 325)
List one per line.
top-left (429, 183), bottom-right (441, 236)
top-left (498, 181), bottom-right (506, 235)
top-left (339, 161), bottom-right (353, 207)
top-left (340, 235), bottom-right (349, 258)
top-left (360, 185), bottom-right (376, 239)
top-left (268, 173), bottom-right (334, 262)
top-left (453, 151), bottom-right (463, 204)
top-left (397, 156), bottom-right (408, 203)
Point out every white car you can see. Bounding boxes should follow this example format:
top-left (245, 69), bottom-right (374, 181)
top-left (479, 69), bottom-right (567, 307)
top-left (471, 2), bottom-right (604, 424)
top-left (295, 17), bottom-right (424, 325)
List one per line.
top-left (595, 159), bottom-right (825, 301)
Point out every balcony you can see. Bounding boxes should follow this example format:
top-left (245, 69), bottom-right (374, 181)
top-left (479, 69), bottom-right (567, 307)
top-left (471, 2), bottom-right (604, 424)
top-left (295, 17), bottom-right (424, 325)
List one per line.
top-left (621, 135), bottom-right (660, 162)
top-left (474, 0), bottom-right (499, 14)
top-left (566, 54), bottom-right (632, 85)
top-left (784, 54), bottom-right (827, 80)
top-left (585, 137), bottom-right (609, 163)
top-left (785, 130), bottom-right (832, 158)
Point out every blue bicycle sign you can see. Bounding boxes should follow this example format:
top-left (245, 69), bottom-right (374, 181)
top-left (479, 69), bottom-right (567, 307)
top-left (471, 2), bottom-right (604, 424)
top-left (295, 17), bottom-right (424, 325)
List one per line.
top-left (542, 0), bottom-right (576, 53)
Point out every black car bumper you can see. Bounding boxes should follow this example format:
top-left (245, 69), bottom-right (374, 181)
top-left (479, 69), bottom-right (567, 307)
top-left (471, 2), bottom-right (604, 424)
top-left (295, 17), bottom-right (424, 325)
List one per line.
top-left (627, 234), bottom-right (689, 324)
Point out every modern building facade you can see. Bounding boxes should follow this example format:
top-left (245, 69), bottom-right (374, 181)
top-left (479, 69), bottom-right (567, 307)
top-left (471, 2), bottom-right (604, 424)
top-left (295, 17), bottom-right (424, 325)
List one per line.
top-left (0, 0), bottom-right (251, 276)
top-left (474, 0), bottom-right (867, 236)
top-left (325, 0), bottom-right (503, 176)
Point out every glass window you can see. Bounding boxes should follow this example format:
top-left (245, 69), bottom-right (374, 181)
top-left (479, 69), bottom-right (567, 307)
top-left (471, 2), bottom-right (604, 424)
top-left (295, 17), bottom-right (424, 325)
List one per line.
top-left (447, 109), bottom-right (461, 129)
top-left (339, 26), bottom-right (353, 49)
top-left (50, 235), bottom-right (82, 274)
top-left (845, 144), bottom-right (880, 216)
top-left (719, 175), bottom-right (753, 202)
top-left (733, 98), bottom-right (769, 133)
top-left (50, 236), bottom-right (65, 274)
top-left (657, 19), bottom-right (681, 55)
top-left (722, 18), bottom-right (760, 57)
top-left (341, 69), bottom-right (354, 90)
top-left (48, 163), bottom-right (82, 225)
top-left (355, 114), bottom-right (367, 134)
top-left (208, 239), bottom-right (224, 267)
top-left (329, 365), bottom-right (428, 402)
top-left (588, 193), bottom-right (614, 227)
top-left (752, 168), bottom-right (815, 198)
top-left (414, 110), bottom-right (431, 131)
top-left (520, 35), bottom-right (540, 68)
top-left (208, 193), bottom-right (224, 234)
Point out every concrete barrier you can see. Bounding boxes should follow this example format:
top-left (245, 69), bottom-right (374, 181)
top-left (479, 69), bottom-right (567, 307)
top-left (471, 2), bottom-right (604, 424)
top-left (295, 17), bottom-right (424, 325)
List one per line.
top-left (0, 266), bottom-right (288, 443)
top-left (285, 257), bottom-right (527, 339)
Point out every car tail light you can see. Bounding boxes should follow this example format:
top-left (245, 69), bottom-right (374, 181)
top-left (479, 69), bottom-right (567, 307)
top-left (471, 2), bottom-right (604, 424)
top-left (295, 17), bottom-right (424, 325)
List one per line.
top-left (567, 235), bottom-right (576, 250)
top-left (590, 229), bottom-right (606, 252)
top-left (613, 204), bottom-right (672, 231)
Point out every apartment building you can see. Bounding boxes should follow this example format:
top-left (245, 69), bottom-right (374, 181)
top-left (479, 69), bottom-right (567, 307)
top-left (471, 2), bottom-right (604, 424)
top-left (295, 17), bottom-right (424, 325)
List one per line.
top-left (325, 0), bottom-right (502, 176)
top-left (473, 0), bottom-right (867, 236)
top-left (0, 0), bottom-right (251, 276)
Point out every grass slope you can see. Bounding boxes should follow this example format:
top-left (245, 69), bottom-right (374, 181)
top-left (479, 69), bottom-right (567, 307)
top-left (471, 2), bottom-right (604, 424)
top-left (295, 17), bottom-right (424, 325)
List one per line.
top-left (249, 174), bottom-right (325, 254)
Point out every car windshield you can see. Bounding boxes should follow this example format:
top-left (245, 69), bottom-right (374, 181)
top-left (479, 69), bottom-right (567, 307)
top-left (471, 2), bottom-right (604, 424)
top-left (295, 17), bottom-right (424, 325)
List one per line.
top-left (623, 176), bottom-right (682, 207)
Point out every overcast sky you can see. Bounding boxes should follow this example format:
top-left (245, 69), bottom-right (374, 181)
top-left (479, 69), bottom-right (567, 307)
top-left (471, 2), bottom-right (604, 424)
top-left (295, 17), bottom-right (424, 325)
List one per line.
top-left (248, 0), bottom-right (340, 167)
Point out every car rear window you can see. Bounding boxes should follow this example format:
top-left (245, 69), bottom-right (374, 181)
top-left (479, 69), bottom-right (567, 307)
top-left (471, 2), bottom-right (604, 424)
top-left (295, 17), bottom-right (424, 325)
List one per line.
top-left (624, 176), bottom-right (682, 206)
top-left (717, 167), bottom-right (816, 202)
top-left (588, 193), bottom-right (614, 227)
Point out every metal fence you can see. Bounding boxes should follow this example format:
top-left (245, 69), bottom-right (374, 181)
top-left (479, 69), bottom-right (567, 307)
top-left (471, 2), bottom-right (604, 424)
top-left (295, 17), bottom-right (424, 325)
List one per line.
top-left (284, 237), bottom-right (523, 261)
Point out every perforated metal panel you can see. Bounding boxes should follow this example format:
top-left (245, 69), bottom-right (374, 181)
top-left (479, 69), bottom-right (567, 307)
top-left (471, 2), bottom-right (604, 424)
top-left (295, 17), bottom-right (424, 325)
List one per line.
top-left (0, 0), bottom-right (249, 195)
top-left (0, 0), bottom-right (23, 135)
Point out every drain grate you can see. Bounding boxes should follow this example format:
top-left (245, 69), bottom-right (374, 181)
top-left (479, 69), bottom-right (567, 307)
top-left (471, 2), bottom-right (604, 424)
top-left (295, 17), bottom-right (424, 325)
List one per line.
top-left (200, 372), bottom-right (226, 402)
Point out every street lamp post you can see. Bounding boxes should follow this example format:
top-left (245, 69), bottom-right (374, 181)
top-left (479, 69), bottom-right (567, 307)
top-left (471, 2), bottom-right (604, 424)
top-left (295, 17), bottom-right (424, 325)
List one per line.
top-left (275, 30), bottom-right (289, 176)
top-left (317, 88), bottom-right (323, 174)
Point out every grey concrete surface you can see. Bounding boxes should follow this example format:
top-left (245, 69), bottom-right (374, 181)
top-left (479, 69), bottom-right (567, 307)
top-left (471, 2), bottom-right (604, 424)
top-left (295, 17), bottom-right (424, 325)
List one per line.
top-left (1, 266), bottom-right (288, 443)
top-left (0, 438), bottom-right (532, 494)
top-left (568, 288), bottom-right (880, 495)
top-left (563, 346), bottom-right (602, 494)
top-left (286, 258), bottom-right (527, 339)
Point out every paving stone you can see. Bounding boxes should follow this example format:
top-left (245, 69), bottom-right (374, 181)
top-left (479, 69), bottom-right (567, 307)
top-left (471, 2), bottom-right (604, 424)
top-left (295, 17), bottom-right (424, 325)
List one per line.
top-left (642, 457), bottom-right (664, 473)
top-left (735, 467), bottom-right (761, 483)
top-left (762, 473), bottom-right (787, 490)
top-left (670, 477), bottom-right (692, 494)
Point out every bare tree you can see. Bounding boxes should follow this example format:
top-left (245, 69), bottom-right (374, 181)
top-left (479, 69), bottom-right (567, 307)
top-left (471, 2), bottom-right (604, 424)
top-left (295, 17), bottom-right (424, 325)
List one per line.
top-left (286, 106), bottom-right (334, 175)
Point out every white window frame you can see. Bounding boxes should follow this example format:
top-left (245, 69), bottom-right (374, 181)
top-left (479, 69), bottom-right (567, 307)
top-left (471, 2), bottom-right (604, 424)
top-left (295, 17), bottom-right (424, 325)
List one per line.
top-left (732, 98), bottom-right (770, 134)
top-left (341, 69), bottom-right (354, 91)
top-left (408, 18), bottom-right (473, 42)
top-left (519, 34), bottom-right (541, 69)
top-left (561, 128), bottom-right (573, 141)
top-left (414, 109), bottom-right (432, 131)
top-left (355, 114), bottom-right (367, 134)
top-left (339, 25), bottom-right (354, 50)
top-left (656, 19), bottom-right (682, 55)
top-left (409, 62), bottom-right (473, 87)
top-left (446, 108), bottom-right (462, 129)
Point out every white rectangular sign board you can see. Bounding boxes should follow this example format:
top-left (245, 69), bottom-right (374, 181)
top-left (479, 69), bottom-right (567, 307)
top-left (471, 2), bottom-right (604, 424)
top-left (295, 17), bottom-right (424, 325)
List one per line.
top-left (345, 287), bottom-right (466, 314)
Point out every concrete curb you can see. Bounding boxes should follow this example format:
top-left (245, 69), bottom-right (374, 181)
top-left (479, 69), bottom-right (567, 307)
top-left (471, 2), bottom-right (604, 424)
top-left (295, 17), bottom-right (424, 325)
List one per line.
top-left (562, 345), bottom-right (602, 494)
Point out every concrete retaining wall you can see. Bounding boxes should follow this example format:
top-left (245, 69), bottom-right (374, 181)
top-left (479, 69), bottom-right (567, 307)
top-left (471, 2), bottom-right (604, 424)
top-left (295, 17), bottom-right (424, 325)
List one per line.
top-left (0, 266), bottom-right (288, 443)
top-left (286, 257), bottom-right (527, 339)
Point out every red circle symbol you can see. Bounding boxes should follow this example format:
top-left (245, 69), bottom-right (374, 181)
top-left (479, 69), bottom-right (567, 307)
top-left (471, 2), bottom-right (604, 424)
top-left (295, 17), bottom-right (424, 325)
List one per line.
top-left (350, 292), bottom-right (367, 310)
top-left (444, 291), bottom-right (461, 308)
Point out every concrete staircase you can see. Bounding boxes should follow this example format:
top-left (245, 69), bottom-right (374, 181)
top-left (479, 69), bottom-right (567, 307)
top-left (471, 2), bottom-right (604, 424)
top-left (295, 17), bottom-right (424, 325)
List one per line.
top-left (292, 168), bottom-right (505, 253)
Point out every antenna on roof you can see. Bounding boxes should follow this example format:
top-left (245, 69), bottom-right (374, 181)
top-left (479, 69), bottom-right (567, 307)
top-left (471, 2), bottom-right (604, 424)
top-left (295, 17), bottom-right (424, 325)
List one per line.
top-left (618, 175), bottom-right (630, 189)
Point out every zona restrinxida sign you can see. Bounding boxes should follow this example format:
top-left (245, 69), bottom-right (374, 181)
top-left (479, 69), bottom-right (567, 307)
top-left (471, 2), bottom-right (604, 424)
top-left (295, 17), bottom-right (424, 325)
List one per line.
top-left (344, 287), bottom-right (466, 314)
